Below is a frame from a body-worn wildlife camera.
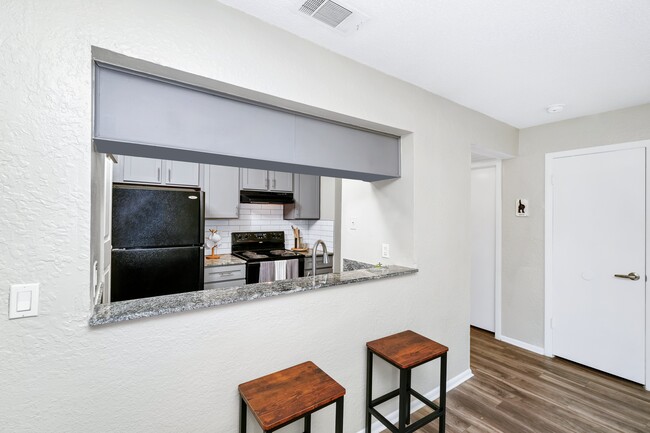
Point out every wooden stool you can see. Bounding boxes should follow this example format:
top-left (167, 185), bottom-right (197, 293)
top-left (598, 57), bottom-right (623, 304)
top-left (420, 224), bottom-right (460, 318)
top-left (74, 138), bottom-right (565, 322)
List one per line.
top-left (239, 361), bottom-right (345, 433)
top-left (366, 330), bottom-right (449, 433)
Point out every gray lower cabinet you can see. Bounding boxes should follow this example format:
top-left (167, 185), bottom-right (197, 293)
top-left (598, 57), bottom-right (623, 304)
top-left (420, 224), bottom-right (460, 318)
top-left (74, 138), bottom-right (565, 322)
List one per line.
top-left (204, 264), bottom-right (246, 289)
top-left (204, 165), bottom-right (239, 218)
top-left (240, 168), bottom-right (293, 192)
top-left (284, 174), bottom-right (320, 220)
top-left (305, 254), bottom-right (333, 276)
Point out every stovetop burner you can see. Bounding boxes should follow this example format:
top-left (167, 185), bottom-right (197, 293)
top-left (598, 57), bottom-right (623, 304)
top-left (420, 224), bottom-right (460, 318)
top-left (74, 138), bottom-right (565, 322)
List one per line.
top-left (269, 249), bottom-right (302, 257)
top-left (242, 251), bottom-right (269, 259)
top-left (231, 231), bottom-right (305, 262)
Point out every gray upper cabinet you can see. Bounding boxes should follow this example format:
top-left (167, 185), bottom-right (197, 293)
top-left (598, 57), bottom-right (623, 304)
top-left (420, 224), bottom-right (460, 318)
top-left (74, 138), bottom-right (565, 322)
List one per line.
top-left (240, 168), bottom-right (269, 190)
top-left (284, 174), bottom-right (320, 220)
top-left (115, 155), bottom-right (200, 187)
top-left (270, 171), bottom-right (293, 192)
top-left (166, 160), bottom-right (200, 186)
top-left (204, 165), bottom-right (239, 219)
top-left (240, 169), bottom-right (293, 192)
top-left (122, 156), bottom-right (163, 184)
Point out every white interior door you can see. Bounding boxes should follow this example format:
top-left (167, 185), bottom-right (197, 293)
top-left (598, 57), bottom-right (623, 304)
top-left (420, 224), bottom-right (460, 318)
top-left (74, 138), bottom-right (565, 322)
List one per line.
top-left (471, 164), bottom-right (497, 332)
top-left (552, 147), bottom-right (646, 384)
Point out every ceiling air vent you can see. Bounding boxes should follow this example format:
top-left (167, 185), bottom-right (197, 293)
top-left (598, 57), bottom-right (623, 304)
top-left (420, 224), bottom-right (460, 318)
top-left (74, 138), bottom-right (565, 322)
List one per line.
top-left (296, 0), bottom-right (368, 34)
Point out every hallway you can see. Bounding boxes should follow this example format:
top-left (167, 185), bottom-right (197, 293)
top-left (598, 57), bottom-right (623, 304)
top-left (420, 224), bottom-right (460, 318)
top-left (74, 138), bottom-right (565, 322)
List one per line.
top-left (402, 327), bottom-right (650, 432)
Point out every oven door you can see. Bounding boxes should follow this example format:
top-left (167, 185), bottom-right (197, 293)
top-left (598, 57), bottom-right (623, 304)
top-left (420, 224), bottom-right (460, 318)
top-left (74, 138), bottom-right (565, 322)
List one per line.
top-left (246, 259), bottom-right (304, 283)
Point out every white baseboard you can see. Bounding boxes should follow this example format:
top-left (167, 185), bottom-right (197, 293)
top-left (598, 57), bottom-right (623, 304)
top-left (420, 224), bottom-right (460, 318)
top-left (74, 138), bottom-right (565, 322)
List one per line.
top-left (500, 335), bottom-right (545, 355)
top-left (357, 368), bottom-right (474, 433)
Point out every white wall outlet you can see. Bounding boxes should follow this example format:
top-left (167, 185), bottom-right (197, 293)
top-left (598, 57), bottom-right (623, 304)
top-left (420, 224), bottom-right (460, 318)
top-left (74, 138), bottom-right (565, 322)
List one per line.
top-left (9, 283), bottom-right (40, 319)
top-left (350, 217), bottom-right (358, 230)
top-left (382, 243), bottom-right (390, 258)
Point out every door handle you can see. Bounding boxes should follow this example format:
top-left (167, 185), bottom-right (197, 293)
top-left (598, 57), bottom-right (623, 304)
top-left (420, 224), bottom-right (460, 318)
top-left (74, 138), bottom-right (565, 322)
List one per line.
top-left (614, 272), bottom-right (640, 281)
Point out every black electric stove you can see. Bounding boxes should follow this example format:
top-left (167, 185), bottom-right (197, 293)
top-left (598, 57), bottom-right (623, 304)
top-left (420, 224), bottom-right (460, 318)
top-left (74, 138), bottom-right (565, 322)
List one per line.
top-left (231, 231), bottom-right (305, 283)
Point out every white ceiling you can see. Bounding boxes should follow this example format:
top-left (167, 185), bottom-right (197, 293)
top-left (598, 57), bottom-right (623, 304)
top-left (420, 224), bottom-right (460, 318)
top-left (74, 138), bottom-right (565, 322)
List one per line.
top-left (216, 0), bottom-right (650, 128)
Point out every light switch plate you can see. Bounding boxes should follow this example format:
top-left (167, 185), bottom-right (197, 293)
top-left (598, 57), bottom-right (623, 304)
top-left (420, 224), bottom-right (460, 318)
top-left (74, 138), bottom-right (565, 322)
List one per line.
top-left (9, 283), bottom-right (39, 319)
top-left (382, 243), bottom-right (390, 258)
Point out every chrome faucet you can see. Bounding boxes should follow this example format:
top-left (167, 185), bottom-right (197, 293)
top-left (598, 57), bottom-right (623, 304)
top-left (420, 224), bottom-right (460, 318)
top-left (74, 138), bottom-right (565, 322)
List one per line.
top-left (311, 240), bottom-right (329, 277)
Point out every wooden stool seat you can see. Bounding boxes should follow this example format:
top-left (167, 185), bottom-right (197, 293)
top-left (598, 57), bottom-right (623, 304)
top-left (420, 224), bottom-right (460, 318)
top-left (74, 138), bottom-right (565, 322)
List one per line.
top-left (239, 361), bottom-right (345, 433)
top-left (367, 330), bottom-right (449, 369)
top-left (366, 330), bottom-right (449, 433)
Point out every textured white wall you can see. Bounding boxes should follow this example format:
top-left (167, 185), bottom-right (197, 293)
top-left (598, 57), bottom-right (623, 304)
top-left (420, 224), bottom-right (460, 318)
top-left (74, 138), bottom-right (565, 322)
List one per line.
top-left (502, 103), bottom-right (650, 347)
top-left (0, 0), bottom-right (517, 431)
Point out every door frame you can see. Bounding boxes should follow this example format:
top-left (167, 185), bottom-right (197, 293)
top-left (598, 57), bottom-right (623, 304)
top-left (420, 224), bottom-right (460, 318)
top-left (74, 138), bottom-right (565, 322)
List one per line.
top-left (544, 139), bottom-right (650, 389)
top-left (471, 159), bottom-right (503, 340)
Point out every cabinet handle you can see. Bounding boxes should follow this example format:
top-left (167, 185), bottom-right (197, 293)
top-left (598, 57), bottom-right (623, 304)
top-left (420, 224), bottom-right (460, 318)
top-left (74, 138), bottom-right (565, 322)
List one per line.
top-left (209, 271), bottom-right (237, 276)
top-left (168, 168), bottom-right (171, 182)
top-left (272, 179), bottom-right (276, 189)
top-left (265, 178), bottom-right (269, 189)
top-left (157, 168), bottom-right (161, 182)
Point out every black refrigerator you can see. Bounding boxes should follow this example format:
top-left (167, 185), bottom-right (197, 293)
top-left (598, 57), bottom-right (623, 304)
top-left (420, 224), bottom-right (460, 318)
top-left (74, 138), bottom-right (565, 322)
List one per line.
top-left (111, 184), bottom-right (205, 302)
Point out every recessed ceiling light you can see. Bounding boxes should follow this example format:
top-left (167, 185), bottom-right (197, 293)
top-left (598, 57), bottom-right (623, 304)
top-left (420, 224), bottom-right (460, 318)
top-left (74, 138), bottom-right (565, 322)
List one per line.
top-left (546, 104), bottom-right (565, 114)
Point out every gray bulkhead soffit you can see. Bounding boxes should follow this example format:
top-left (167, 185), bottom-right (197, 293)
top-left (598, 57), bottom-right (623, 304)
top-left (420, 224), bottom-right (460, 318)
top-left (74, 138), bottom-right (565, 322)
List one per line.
top-left (93, 59), bottom-right (401, 182)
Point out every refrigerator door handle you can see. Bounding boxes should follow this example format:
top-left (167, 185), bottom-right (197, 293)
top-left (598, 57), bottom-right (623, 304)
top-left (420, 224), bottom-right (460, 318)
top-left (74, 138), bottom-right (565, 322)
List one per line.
top-left (198, 246), bottom-right (205, 288)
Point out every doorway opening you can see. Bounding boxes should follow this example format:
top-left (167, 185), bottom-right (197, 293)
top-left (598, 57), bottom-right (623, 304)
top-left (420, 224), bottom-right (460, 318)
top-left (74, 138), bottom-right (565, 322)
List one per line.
top-left (470, 157), bottom-right (502, 339)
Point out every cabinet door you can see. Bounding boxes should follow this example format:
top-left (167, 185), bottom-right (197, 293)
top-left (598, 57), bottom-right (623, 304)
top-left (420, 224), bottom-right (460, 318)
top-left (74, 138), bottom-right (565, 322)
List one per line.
top-left (240, 168), bottom-right (269, 190)
top-left (270, 171), bottom-right (293, 192)
top-left (123, 156), bottom-right (163, 184)
top-left (167, 160), bottom-right (200, 186)
top-left (297, 174), bottom-right (320, 219)
top-left (205, 165), bottom-right (239, 219)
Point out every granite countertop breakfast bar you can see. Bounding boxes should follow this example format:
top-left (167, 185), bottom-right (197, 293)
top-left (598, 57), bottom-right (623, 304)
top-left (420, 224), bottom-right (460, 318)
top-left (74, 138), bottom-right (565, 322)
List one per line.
top-left (89, 261), bottom-right (417, 326)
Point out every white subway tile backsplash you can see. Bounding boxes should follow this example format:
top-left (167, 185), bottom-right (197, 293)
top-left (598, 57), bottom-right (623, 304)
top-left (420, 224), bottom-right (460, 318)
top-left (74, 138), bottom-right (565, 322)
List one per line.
top-left (206, 203), bottom-right (334, 254)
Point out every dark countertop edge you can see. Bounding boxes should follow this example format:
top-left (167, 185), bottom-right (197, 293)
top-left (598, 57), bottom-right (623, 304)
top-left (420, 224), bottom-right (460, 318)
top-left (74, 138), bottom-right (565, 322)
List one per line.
top-left (89, 265), bottom-right (418, 327)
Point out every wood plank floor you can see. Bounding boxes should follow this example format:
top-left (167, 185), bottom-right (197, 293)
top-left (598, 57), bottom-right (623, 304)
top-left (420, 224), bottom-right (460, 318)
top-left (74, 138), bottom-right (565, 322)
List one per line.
top-left (385, 327), bottom-right (650, 433)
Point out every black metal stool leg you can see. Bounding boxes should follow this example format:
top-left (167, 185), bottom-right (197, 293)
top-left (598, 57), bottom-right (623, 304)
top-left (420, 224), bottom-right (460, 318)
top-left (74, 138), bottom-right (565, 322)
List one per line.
top-left (405, 368), bottom-right (412, 425)
top-left (335, 396), bottom-right (344, 433)
top-left (398, 368), bottom-right (408, 431)
top-left (240, 396), bottom-right (247, 433)
top-left (366, 349), bottom-right (373, 433)
top-left (304, 413), bottom-right (311, 433)
top-left (439, 353), bottom-right (447, 433)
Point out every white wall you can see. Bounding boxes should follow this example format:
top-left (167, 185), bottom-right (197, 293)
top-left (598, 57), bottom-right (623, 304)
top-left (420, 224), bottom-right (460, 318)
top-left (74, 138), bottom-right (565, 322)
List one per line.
top-left (502, 103), bottom-right (650, 347)
top-left (0, 1), bottom-right (517, 431)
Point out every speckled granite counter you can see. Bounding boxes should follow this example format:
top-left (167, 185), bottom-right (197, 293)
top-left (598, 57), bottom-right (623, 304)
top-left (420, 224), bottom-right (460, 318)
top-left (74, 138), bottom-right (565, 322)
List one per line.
top-left (89, 265), bottom-right (418, 326)
top-left (343, 259), bottom-right (375, 271)
top-left (204, 254), bottom-right (245, 267)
